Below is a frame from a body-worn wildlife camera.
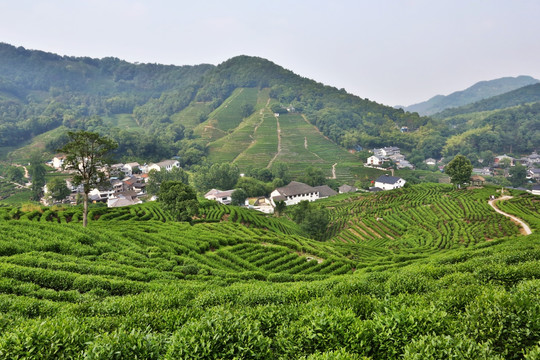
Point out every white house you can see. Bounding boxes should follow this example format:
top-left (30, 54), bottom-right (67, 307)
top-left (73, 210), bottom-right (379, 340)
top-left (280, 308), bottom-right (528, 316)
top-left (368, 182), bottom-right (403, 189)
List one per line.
top-left (147, 160), bottom-right (180, 173)
top-left (396, 159), bottom-right (414, 169)
top-left (374, 175), bottom-right (406, 191)
top-left (204, 189), bottom-right (234, 205)
top-left (372, 146), bottom-right (400, 158)
top-left (52, 155), bottom-right (66, 170)
top-left (366, 155), bottom-right (384, 166)
top-left (527, 168), bottom-right (540, 180)
top-left (270, 181), bottom-right (319, 206)
top-left (107, 190), bottom-right (142, 207)
top-left (473, 168), bottom-right (493, 176)
top-left (89, 188), bottom-right (116, 202)
top-left (245, 197), bottom-right (274, 214)
top-left (122, 162), bottom-right (140, 176)
top-left (424, 158), bottom-right (437, 166)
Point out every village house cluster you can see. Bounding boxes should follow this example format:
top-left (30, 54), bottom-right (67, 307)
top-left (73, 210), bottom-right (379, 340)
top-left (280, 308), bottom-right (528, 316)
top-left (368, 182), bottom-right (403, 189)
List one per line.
top-left (204, 174), bottom-right (406, 214)
top-left (366, 146), bottom-right (414, 170)
top-left (45, 156), bottom-right (180, 207)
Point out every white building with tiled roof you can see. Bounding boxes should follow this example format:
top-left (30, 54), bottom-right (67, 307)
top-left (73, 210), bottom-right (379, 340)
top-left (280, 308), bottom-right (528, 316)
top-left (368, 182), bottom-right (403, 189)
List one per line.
top-left (270, 181), bottom-right (319, 206)
top-left (374, 175), bottom-right (406, 191)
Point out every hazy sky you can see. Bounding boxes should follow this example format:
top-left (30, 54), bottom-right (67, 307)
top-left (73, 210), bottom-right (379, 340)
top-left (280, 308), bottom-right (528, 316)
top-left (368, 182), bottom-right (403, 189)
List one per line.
top-left (1, 0), bottom-right (539, 106)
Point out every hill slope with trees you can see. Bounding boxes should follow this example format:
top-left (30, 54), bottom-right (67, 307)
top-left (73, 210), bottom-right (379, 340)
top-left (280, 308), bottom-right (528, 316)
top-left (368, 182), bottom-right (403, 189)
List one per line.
top-left (403, 75), bottom-right (539, 116)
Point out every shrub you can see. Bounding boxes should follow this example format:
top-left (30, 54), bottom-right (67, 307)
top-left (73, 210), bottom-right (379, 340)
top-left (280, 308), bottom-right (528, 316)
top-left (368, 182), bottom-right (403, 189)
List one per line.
top-left (462, 287), bottom-right (540, 358)
top-left (165, 308), bottom-right (271, 359)
top-left (84, 327), bottom-right (166, 360)
top-left (0, 317), bottom-right (91, 359)
top-left (403, 335), bottom-right (502, 359)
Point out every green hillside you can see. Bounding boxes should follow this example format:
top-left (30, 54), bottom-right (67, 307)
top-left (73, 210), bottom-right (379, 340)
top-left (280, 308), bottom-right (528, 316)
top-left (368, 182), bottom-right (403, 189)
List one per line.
top-left (404, 75), bottom-right (539, 115)
top-left (0, 185), bottom-right (538, 358)
top-left (433, 83), bottom-right (540, 119)
top-left (0, 43), bottom-right (431, 174)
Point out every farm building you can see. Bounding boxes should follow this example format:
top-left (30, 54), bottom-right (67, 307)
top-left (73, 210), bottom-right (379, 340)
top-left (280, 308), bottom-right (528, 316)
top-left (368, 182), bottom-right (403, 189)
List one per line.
top-left (270, 181), bottom-right (319, 206)
top-left (374, 175), bottom-right (406, 191)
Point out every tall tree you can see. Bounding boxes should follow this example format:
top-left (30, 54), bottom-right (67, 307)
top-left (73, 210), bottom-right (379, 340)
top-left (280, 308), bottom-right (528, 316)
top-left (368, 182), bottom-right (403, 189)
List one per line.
top-left (5, 166), bottom-right (24, 184)
top-left (193, 163), bottom-right (240, 193)
top-left (146, 167), bottom-right (189, 195)
top-left (59, 131), bottom-right (117, 227)
top-left (29, 153), bottom-right (47, 201)
top-left (158, 181), bottom-right (199, 222)
top-left (445, 155), bottom-right (473, 188)
top-left (509, 163), bottom-right (527, 187)
top-left (47, 177), bottom-right (70, 202)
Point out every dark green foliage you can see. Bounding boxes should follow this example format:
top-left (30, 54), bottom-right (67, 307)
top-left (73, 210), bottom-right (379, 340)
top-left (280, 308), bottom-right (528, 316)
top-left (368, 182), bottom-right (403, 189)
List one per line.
top-left (4, 166), bottom-right (24, 184)
top-left (29, 154), bottom-right (46, 201)
top-left (193, 163), bottom-right (240, 193)
top-left (445, 155), bottom-right (473, 187)
top-left (146, 167), bottom-right (189, 195)
top-left (231, 188), bottom-right (248, 206)
top-left (46, 177), bottom-right (70, 201)
top-left (290, 201), bottom-right (330, 240)
top-left (158, 181), bottom-right (198, 222)
top-left (509, 163), bottom-right (527, 187)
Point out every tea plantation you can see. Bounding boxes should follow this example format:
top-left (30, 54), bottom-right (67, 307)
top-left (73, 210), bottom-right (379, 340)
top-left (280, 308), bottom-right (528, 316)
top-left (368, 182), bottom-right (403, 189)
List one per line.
top-left (0, 184), bottom-right (538, 359)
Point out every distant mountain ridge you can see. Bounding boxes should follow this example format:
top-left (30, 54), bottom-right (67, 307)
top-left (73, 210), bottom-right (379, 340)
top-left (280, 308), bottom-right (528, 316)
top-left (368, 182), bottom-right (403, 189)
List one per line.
top-left (433, 83), bottom-right (540, 119)
top-left (403, 75), bottom-right (539, 115)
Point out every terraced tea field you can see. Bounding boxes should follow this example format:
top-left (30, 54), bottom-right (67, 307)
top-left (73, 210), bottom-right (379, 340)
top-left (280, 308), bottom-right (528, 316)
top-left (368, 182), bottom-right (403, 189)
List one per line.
top-left (323, 184), bottom-right (532, 252)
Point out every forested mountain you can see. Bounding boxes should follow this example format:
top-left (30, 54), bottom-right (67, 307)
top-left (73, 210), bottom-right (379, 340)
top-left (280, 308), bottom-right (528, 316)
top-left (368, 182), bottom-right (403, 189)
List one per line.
top-left (436, 84), bottom-right (540, 159)
top-left (403, 75), bottom-right (539, 116)
top-left (0, 43), bottom-right (429, 175)
top-left (433, 83), bottom-right (540, 119)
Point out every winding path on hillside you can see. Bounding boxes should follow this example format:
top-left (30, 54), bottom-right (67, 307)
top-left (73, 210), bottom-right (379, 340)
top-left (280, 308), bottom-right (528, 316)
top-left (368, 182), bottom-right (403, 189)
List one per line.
top-left (488, 196), bottom-right (532, 235)
top-left (266, 114), bottom-right (282, 168)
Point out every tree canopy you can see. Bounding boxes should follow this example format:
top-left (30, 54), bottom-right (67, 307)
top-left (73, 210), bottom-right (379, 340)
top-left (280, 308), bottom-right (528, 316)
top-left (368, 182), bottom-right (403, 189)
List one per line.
top-left (445, 155), bottom-right (473, 188)
top-left (59, 130), bottom-right (117, 226)
top-left (158, 181), bottom-right (199, 222)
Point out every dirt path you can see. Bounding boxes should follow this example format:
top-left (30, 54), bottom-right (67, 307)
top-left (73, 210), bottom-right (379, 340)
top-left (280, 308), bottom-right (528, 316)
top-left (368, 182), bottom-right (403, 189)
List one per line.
top-left (331, 163), bottom-right (337, 179)
top-left (267, 114), bottom-right (282, 169)
top-left (488, 196), bottom-right (532, 235)
top-left (14, 164), bottom-right (30, 179)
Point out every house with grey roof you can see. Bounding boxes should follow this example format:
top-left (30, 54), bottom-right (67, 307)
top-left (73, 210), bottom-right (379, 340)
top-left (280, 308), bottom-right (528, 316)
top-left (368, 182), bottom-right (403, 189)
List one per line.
top-left (204, 189), bottom-right (235, 205)
top-left (147, 160), bottom-right (180, 173)
top-left (338, 184), bottom-right (357, 194)
top-left (374, 175), bottom-right (406, 191)
top-left (270, 181), bottom-right (319, 206)
top-left (313, 185), bottom-right (338, 199)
